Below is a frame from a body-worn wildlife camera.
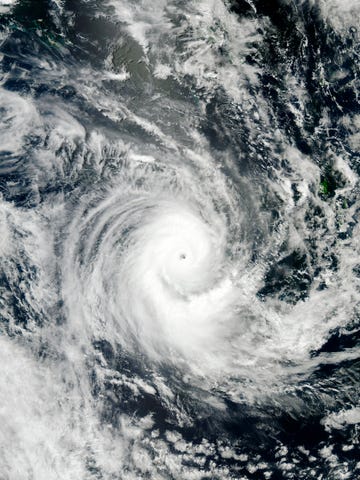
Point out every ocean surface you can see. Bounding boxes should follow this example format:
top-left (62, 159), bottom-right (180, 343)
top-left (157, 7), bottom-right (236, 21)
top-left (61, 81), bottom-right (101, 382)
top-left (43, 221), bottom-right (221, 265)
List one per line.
top-left (0, 0), bottom-right (359, 478)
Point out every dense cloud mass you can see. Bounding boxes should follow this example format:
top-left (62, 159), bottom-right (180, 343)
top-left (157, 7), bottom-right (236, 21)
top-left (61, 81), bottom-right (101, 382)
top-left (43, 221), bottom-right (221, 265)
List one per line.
top-left (0, 0), bottom-right (359, 478)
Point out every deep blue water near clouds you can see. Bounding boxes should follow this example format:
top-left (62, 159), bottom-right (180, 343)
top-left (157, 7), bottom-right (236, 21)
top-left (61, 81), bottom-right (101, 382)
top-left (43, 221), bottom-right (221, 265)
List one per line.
top-left (0, 0), bottom-right (360, 479)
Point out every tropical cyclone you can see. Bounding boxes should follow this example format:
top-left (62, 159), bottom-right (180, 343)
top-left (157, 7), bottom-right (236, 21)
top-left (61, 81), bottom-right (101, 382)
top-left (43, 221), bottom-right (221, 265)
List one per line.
top-left (0, 0), bottom-right (359, 479)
